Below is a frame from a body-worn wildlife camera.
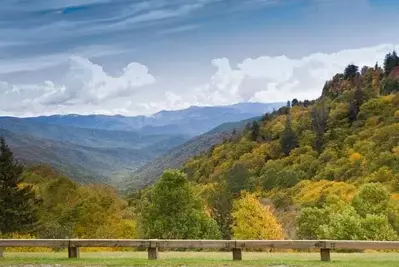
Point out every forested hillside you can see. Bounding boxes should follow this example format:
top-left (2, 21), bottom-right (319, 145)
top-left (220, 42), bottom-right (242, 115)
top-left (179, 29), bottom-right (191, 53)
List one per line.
top-left (125, 117), bottom-right (260, 190)
top-left (0, 128), bottom-right (183, 184)
top-left (1, 52), bottom-right (398, 243)
top-left (177, 52), bottom-right (399, 240)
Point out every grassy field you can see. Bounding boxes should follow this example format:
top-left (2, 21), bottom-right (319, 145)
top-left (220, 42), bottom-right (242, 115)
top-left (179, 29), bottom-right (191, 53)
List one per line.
top-left (1, 251), bottom-right (399, 266)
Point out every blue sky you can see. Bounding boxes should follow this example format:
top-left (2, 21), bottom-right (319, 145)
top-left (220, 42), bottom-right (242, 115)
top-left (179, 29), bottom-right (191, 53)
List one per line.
top-left (1, 0), bottom-right (399, 116)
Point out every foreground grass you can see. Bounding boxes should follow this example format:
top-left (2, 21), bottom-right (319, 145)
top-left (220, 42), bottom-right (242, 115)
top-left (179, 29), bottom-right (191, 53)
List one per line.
top-left (1, 251), bottom-right (399, 267)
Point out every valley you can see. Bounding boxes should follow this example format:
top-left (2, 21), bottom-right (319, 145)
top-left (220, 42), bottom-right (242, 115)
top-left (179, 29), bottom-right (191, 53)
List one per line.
top-left (0, 102), bottom-right (281, 184)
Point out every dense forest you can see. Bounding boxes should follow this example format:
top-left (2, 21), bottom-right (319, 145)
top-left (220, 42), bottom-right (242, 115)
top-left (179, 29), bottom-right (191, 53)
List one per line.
top-left (1, 51), bottom-right (398, 244)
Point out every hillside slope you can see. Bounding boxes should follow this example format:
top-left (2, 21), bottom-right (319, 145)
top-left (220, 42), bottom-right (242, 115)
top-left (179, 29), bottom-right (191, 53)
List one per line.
top-left (0, 117), bottom-right (188, 149)
top-left (178, 58), bottom-right (399, 240)
top-left (124, 117), bottom-right (260, 189)
top-left (0, 128), bottom-right (163, 183)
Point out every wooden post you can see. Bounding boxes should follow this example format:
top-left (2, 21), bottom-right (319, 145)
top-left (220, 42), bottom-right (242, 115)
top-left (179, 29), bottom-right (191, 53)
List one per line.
top-left (148, 247), bottom-right (159, 260)
top-left (68, 247), bottom-right (80, 258)
top-left (0, 248), bottom-right (3, 258)
top-left (232, 248), bottom-right (242, 260)
top-left (320, 248), bottom-right (331, 262)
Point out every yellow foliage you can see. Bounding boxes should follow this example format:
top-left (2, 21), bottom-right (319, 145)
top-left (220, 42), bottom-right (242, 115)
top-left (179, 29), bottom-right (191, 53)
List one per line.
top-left (232, 193), bottom-right (284, 240)
top-left (349, 152), bottom-right (363, 163)
top-left (270, 115), bottom-right (286, 139)
top-left (391, 193), bottom-right (399, 201)
top-left (395, 110), bottom-right (399, 120)
top-left (293, 180), bottom-right (356, 206)
top-left (382, 94), bottom-right (395, 103)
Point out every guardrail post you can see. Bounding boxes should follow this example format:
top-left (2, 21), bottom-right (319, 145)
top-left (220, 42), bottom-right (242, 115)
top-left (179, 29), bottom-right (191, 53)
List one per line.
top-left (232, 248), bottom-right (242, 260)
top-left (148, 240), bottom-right (159, 260)
top-left (68, 247), bottom-right (80, 258)
top-left (320, 248), bottom-right (331, 262)
top-left (0, 248), bottom-right (3, 258)
top-left (148, 247), bottom-right (159, 260)
top-left (68, 240), bottom-right (80, 259)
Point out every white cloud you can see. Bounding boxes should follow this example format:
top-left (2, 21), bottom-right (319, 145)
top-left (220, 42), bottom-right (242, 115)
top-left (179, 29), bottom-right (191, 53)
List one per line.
top-left (197, 43), bottom-right (399, 104)
top-left (1, 43), bottom-right (399, 117)
top-left (0, 56), bottom-right (155, 116)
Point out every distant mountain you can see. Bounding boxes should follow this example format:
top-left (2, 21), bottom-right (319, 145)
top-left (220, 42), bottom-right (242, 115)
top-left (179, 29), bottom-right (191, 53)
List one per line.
top-left (0, 128), bottom-right (155, 183)
top-left (0, 117), bottom-right (188, 150)
top-left (25, 102), bottom-right (284, 136)
top-left (0, 118), bottom-right (190, 183)
top-left (122, 116), bottom-right (259, 190)
top-left (0, 102), bottom-right (283, 184)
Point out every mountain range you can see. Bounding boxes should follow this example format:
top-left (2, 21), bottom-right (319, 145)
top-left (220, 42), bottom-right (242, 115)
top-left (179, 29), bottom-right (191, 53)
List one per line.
top-left (0, 102), bottom-right (283, 184)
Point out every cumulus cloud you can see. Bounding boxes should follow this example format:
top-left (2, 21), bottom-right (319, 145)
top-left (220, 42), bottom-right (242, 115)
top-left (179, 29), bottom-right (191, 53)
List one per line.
top-left (196, 43), bottom-right (399, 104)
top-left (1, 43), bottom-right (399, 117)
top-left (0, 57), bottom-right (155, 116)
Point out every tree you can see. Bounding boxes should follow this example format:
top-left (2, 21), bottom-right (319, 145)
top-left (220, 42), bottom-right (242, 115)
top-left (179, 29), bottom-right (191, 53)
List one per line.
top-left (232, 193), bottom-right (283, 240)
top-left (344, 64), bottom-right (359, 80)
top-left (384, 51), bottom-right (399, 75)
top-left (280, 116), bottom-right (298, 156)
top-left (292, 98), bottom-right (299, 106)
top-left (0, 137), bottom-right (38, 235)
top-left (361, 214), bottom-right (397, 240)
top-left (140, 170), bottom-right (220, 239)
top-left (226, 163), bottom-right (249, 196)
top-left (311, 103), bottom-right (329, 153)
top-left (208, 181), bottom-right (233, 239)
top-left (250, 121), bottom-right (260, 141)
top-left (348, 88), bottom-right (364, 123)
top-left (352, 183), bottom-right (390, 217)
top-left (296, 207), bottom-right (327, 239)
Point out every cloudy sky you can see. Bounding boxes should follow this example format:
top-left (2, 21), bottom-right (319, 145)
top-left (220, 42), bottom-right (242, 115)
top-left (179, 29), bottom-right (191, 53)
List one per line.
top-left (1, 0), bottom-right (399, 116)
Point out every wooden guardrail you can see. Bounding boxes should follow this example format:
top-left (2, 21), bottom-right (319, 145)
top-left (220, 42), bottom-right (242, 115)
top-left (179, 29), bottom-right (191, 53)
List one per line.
top-left (1, 239), bottom-right (399, 262)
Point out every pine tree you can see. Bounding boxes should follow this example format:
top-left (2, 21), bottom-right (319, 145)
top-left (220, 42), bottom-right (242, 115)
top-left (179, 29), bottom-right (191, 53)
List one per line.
top-left (280, 116), bottom-right (298, 156)
top-left (384, 51), bottom-right (399, 76)
top-left (344, 64), bottom-right (359, 80)
top-left (250, 121), bottom-right (260, 141)
top-left (0, 137), bottom-right (38, 235)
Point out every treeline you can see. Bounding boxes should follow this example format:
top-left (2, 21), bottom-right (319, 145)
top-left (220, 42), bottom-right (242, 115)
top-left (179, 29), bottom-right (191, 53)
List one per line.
top-left (1, 50), bottom-right (399, 242)
top-left (0, 140), bottom-right (137, 240)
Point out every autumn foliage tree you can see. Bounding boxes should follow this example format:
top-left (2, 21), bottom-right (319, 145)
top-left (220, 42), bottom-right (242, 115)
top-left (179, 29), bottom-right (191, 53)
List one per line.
top-left (232, 193), bottom-right (283, 240)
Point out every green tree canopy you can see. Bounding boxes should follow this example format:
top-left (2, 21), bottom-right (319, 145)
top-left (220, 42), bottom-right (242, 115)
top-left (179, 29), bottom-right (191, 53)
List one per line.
top-left (0, 137), bottom-right (38, 235)
top-left (140, 170), bottom-right (220, 239)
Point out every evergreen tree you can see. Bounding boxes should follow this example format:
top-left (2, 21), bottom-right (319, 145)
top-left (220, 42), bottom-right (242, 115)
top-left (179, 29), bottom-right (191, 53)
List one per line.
top-left (250, 121), bottom-right (260, 141)
top-left (292, 98), bottom-right (299, 106)
top-left (280, 116), bottom-right (298, 156)
top-left (344, 64), bottom-right (359, 80)
top-left (226, 163), bottom-right (249, 196)
top-left (384, 51), bottom-right (399, 75)
top-left (348, 88), bottom-right (364, 124)
top-left (311, 103), bottom-right (329, 153)
top-left (209, 181), bottom-right (233, 239)
top-left (0, 137), bottom-right (38, 235)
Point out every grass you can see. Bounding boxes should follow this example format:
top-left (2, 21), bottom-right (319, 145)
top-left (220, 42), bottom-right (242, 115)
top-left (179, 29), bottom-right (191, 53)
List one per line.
top-left (1, 251), bottom-right (399, 266)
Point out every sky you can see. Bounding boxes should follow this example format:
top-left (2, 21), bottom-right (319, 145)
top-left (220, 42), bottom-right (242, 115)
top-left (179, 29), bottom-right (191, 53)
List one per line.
top-left (1, 0), bottom-right (399, 117)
